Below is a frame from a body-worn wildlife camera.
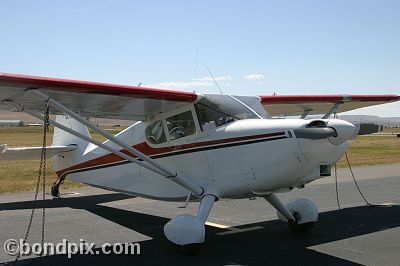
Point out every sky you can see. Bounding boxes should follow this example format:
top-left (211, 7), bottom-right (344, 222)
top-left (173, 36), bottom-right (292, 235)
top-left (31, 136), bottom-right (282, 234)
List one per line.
top-left (0, 0), bottom-right (399, 116)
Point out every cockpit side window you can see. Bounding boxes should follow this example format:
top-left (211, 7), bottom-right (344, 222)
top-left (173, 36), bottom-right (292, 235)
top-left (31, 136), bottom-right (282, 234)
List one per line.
top-left (195, 103), bottom-right (235, 131)
top-left (145, 120), bottom-right (167, 145)
top-left (166, 111), bottom-right (196, 140)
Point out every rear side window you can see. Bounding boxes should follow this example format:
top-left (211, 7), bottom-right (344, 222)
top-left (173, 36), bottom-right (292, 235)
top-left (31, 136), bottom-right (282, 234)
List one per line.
top-left (166, 111), bottom-right (196, 140)
top-left (145, 120), bottom-right (167, 144)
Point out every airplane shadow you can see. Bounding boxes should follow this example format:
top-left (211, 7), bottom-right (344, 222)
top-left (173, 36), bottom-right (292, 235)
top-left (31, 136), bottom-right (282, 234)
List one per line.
top-left (2, 194), bottom-right (400, 265)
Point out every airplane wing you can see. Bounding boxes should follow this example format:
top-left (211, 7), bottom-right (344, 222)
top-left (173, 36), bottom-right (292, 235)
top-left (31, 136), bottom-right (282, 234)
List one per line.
top-left (259, 95), bottom-right (400, 117)
top-left (1, 73), bottom-right (398, 120)
top-left (0, 72), bottom-right (198, 120)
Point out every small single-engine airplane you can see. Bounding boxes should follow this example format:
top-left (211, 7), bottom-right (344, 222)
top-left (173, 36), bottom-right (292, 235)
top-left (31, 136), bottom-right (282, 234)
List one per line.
top-left (0, 72), bottom-right (399, 253)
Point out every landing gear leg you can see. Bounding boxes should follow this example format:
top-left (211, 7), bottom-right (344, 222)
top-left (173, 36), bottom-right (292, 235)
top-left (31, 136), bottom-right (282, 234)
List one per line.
top-left (51, 176), bottom-right (65, 197)
top-left (164, 194), bottom-right (216, 255)
top-left (264, 193), bottom-right (296, 223)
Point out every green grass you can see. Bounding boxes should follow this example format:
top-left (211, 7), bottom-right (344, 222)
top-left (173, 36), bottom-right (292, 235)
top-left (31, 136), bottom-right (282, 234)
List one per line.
top-left (0, 127), bottom-right (399, 193)
top-left (0, 126), bottom-right (124, 194)
top-left (336, 135), bottom-right (400, 167)
top-left (382, 127), bottom-right (400, 134)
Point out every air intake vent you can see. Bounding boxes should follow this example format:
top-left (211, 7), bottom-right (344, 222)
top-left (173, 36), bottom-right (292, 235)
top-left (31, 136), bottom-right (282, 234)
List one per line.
top-left (320, 165), bottom-right (331, 176)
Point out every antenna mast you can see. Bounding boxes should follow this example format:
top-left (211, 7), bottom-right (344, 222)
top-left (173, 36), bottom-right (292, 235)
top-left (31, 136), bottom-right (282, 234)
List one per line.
top-left (206, 65), bottom-right (223, 95)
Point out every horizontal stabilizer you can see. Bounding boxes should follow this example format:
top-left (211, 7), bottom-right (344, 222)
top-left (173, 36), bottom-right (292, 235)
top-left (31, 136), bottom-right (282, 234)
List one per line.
top-left (0, 144), bottom-right (77, 160)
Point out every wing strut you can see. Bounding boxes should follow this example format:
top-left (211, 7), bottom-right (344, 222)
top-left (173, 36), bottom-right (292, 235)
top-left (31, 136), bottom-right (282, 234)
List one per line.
top-left (3, 101), bottom-right (166, 176)
top-left (29, 89), bottom-right (176, 177)
top-left (321, 102), bottom-right (344, 119)
top-left (5, 91), bottom-right (205, 197)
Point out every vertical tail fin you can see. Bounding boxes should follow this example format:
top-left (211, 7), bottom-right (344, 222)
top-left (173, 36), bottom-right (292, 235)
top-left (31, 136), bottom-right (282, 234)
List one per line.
top-left (51, 115), bottom-right (92, 197)
top-left (52, 115), bottom-right (91, 172)
top-left (52, 115), bottom-right (91, 147)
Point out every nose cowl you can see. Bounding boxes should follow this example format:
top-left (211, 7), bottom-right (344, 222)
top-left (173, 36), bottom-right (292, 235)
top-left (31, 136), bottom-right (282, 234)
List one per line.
top-left (327, 119), bottom-right (357, 145)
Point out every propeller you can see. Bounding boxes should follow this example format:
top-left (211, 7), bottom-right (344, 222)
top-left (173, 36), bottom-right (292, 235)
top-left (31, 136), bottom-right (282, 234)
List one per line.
top-left (294, 119), bottom-right (357, 145)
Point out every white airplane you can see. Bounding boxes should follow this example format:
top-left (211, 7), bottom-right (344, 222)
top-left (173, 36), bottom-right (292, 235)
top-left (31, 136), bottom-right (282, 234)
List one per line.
top-left (0, 72), bottom-right (399, 253)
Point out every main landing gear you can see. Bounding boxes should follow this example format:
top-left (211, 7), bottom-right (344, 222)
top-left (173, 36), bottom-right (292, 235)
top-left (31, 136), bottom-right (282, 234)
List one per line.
top-left (264, 194), bottom-right (318, 234)
top-left (164, 193), bottom-right (318, 255)
top-left (164, 194), bottom-right (216, 255)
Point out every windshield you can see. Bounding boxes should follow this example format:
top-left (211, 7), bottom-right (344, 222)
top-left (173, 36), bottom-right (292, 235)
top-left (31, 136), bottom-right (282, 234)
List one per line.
top-left (195, 94), bottom-right (262, 131)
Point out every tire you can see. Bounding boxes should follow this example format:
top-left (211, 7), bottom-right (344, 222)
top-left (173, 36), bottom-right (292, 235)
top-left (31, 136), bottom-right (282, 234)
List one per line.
top-left (288, 212), bottom-right (315, 234)
top-left (174, 243), bottom-right (202, 256)
top-left (289, 221), bottom-right (315, 234)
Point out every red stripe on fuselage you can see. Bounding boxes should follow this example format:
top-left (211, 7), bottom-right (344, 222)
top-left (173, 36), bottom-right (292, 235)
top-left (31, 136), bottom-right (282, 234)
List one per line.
top-left (56, 131), bottom-right (286, 178)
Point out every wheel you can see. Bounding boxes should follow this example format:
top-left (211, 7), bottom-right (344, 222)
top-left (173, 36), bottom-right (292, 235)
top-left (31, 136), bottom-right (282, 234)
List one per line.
top-left (276, 198), bottom-right (318, 234)
top-left (51, 184), bottom-right (60, 197)
top-left (174, 243), bottom-right (202, 256)
top-left (289, 222), bottom-right (315, 233)
top-left (164, 214), bottom-right (205, 255)
top-left (288, 212), bottom-right (315, 234)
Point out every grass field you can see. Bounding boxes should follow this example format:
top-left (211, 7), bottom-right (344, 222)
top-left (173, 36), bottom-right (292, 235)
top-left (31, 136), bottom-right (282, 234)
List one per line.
top-left (0, 127), bottom-right (122, 194)
top-left (382, 127), bottom-right (400, 134)
top-left (0, 127), bottom-right (399, 193)
top-left (336, 135), bottom-right (400, 167)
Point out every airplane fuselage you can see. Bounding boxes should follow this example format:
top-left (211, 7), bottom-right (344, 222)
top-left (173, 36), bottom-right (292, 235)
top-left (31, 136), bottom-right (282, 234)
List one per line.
top-left (53, 116), bottom-right (352, 201)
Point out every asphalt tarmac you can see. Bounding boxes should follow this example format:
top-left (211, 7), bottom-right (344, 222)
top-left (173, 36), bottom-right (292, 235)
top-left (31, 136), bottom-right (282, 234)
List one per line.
top-left (1, 163), bottom-right (399, 265)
